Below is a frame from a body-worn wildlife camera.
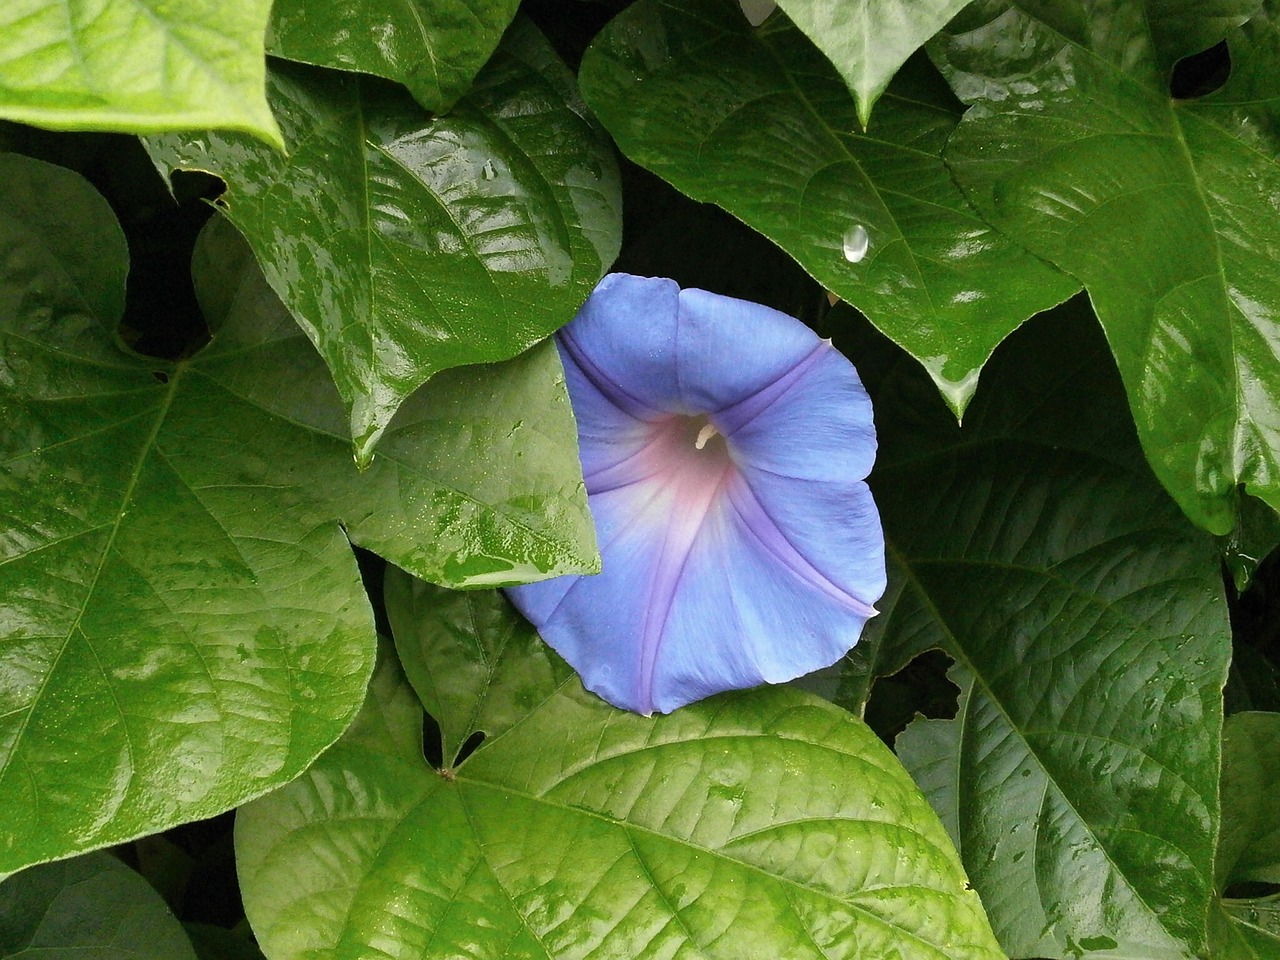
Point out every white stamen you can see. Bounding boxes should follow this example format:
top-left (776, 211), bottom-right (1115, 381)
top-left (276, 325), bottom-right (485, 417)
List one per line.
top-left (694, 422), bottom-right (719, 450)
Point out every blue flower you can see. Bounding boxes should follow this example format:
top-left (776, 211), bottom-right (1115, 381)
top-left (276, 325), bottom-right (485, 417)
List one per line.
top-left (506, 274), bottom-right (886, 715)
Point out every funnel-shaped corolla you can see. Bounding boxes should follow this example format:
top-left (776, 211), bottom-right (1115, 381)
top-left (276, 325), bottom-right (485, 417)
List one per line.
top-left (506, 274), bottom-right (885, 715)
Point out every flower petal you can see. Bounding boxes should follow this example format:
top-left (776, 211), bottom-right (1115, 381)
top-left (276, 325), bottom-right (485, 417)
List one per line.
top-left (555, 274), bottom-right (682, 419)
top-left (505, 274), bottom-right (887, 715)
top-left (673, 287), bottom-right (829, 413)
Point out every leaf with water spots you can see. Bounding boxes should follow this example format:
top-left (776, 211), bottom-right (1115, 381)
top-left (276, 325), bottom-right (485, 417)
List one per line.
top-left (0, 158), bottom-right (593, 876)
top-left (578, 0), bottom-right (1077, 418)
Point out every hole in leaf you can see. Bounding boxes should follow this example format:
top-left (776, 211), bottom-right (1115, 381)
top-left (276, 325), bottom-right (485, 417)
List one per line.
top-left (453, 730), bottom-right (486, 768)
top-left (421, 712), bottom-right (444, 769)
top-left (1224, 879), bottom-right (1280, 900)
top-left (152, 371), bottom-right (169, 384)
top-left (1170, 40), bottom-right (1231, 99)
top-left (864, 649), bottom-right (959, 746)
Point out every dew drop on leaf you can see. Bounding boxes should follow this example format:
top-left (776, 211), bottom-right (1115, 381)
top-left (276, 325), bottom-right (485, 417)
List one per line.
top-left (842, 224), bottom-right (869, 263)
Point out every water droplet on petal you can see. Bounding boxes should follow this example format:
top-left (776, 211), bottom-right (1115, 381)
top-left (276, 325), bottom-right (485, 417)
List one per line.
top-left (842, 224), bottom-right (870, 263)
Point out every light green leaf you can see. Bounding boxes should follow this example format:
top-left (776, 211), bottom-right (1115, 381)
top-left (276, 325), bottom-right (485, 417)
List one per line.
top-left (237, 589), bottom-right (1005, 960)
top-left (0, 159), bottom-right (593, 876)
top-left (148, 18), bottom-right (621, 464)
top-left (932, 0), bottom-right (1280, 534)
top-left (0, 0), bottom-right (280, 145)
top-left (268, 0), bottom-right (521, 114)
top-left (772, 0), bottom-right (970, 126)
top-left (833, 299), bottom-right (1231, 959)
top-left (579, 0), bottom-right (1077, 418)
top-left (0, 852), bottom-right (197, 959)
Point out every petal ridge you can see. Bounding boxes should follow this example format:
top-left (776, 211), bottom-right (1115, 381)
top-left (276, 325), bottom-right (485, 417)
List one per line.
top-left (727, 475), bottom-right (879, 617)
top-left (558, 329), bottom-right (664, 422)
top-left (718, 343), bottom-right (827, 434)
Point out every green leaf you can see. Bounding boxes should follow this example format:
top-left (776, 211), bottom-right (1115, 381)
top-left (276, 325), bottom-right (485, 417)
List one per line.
top-left (931, 0), bottom-right (1280, 534)
top-left (384, 568), bottom-right (574, 767)
top-left (0, 0), bottom-right (281, 146)
top-left (0, 158), bottom-right (593, 876)
top-left (1210, 712), bottom-right (1280, 958)
top-left (0, 852), bottom-right (197, 959)
top-left (148, 18), bottom-right (622, 464)
top-left (236, 589), bottom-right (1005, 960)
top-left (578, 0), bottom-right (1077, 418)
top-left (1219, 712), bottom-right (1280, 888)
top-left (268, 0), bottom-right (521, 114)
top-left (1210, 899), bottom-right (1280, 960)
top-left (836, 299), bottom-right (1232, 959)
top-left (771, 0), bottom-right (970, 126)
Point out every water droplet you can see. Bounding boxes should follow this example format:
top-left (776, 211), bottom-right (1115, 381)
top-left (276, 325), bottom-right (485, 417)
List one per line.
top-left (842, 224), bottom-right (870, 263)
top-left (738, 0), bottom-right (776, 25)
top-left (482, 159), bottom-right (497, 181)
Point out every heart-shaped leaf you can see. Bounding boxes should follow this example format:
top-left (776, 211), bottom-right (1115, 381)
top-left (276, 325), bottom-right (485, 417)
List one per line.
top-left (0, 157), bottom-right (593, 876)
top-left (578, 0), bottom-right (1078, 417)
top-left (148, 18), bottom-right (622, 463)
top-left (832, 298), bottom-right (1232, 959)
top-left (268, 0), bottom-right (521, 114)
top-left (236, 583), bottom-right (1005, 960)
top-left (0, 852), bottom-right (196, 959)
top-left (0, 0), bottom-right (281, 145)
top-left (931, 0), bottom-right (1280, 533)
top-left (772, 0), bottom-right (970, 126)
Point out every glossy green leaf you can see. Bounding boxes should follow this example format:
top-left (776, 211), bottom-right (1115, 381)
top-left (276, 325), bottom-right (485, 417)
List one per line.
top-left (832, 300), bottom-right (1231, 959)
top-left (0, 0), bottom-right (280, 145)
top-left (148, 18), bottom-right (621, 464)
top-left (0, 852), bottom-right (197, 959)
top-left (578, 0), bottom-right (1077, 417)
top-left (932, 0), bottom-right (1280, 534)
top-left (237, 588), bottom-right (1005, 960)
top-left (0, 159), bottom-right (594, 876)
top-left (772, 0), bottom-right (970, 126)
top-left (268, 0), bottom-right (521, 114)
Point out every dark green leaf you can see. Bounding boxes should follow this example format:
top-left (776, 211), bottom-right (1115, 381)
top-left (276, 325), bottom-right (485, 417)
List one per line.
top-left (384, 569), bottom-right (574, 767)
top-left (579, 0), bottom-right (1077, 418)
top-left (1210, 711), bottom-right (1280, 958)
top-left (148, 19), bottom-right (621, 463)
top-left (932, 0), bottom-right (1280, 533)
top-left (236, 594), bottom-right (1004, 960)
top-left (835, 299), bottom-right (1231, 959)
top-left (772, 0), bottom-right (970, 125)
top-left (0, 852), bottom-right (197, 959)
top-left (1219, 712), bottom-right (1280, 888)
top-left (268, 0), bottom-right (521, 113)
top-left (0, 0), bottom-right (280, 145)
top-left (0, 159), bottom-right (593, 876)
top-left (1210, 899), bottom-right (1280, 960)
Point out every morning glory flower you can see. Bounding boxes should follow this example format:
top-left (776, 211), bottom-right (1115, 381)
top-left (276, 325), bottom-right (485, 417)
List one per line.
top-left (506, 274), bottom-right (886, 715)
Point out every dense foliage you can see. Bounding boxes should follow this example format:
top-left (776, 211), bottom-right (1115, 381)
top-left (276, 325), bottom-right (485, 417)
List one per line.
top-left (1, 1), bottom-right (1279, 958)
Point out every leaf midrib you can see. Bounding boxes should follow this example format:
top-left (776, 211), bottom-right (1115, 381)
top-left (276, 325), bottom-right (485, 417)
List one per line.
top-left (888, 537), bottom-right (1203, 954)
top-left (0, 364), bottom-right (182, 800)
